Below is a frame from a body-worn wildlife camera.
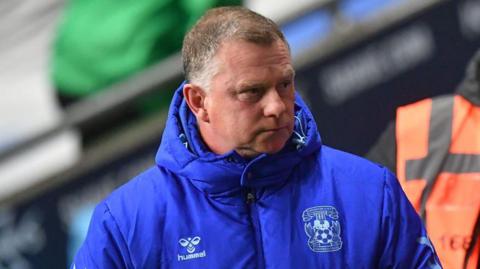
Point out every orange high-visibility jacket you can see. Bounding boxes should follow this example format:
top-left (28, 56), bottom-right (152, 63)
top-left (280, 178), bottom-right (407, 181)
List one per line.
top-left (396, 94), bottom-right (480, 269)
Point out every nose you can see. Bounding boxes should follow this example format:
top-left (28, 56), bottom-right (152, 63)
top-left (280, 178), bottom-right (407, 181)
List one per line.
top-left (263, 89), bottom-right (286, 118)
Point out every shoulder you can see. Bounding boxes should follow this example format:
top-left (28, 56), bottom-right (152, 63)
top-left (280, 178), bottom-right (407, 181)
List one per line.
top-left (311, 146), bottom-right (407, 206)
top-left (101, 165), bottom-right (178, 232)
top-left (73, 165), bottom-right (185, 267)
top-left (319, 145), bottom-right (389, 184)
top-left (106, 165), bottom-right (167, 204)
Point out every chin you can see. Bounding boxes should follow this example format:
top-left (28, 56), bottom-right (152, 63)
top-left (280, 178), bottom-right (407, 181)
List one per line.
top-left (261, 140), bottom-right (288, 155)
top-left (253, 128), bottom-right (293, 155)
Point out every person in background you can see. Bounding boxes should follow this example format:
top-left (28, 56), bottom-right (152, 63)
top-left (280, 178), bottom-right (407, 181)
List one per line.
top-left (72, 7), bottom-right (441, 268)
top-left (52, 0), bottom-right (241, 106)
top-left (367, 49), bottom-right (480, 269)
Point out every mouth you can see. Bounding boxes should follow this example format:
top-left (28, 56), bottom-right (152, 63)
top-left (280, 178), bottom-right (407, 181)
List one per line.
top-left (261, 125), bottom-right (290, 135)
top-left (268, 127), bottom-right (283, 131)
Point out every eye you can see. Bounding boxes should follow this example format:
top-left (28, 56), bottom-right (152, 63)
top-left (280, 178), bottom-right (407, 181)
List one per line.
top-left (238, 87), bottom-right (263, 101)
top-left (278, 80), bottom-right (293, 93)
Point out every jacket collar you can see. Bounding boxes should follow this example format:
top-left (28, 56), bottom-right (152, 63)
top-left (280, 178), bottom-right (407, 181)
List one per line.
top-left (155, 82), bottom-right (322, 196)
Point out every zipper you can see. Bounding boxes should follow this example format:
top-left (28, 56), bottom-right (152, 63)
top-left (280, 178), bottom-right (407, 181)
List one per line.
top-left (245, 188), bottom-right (265, 268)
top-left (246, 190), bottom-right (255, 204)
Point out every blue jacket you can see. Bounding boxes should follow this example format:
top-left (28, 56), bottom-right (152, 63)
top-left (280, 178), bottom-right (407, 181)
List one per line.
top-left (72, 84), bottom-right (442, 268)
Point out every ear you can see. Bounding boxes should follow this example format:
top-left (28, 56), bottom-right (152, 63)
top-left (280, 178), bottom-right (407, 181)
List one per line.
top-left (183, 83), bottom-right (210, 123)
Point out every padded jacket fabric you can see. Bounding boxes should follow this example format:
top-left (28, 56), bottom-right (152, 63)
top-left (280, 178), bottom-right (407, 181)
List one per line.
top-left (72, 83), bottom-right (442, 268)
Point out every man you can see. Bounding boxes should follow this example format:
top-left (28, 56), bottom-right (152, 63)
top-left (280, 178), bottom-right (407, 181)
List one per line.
top-left (368, 50), bottom-right (480, 269)
top-left (72, 7), bottom-right (441, 268)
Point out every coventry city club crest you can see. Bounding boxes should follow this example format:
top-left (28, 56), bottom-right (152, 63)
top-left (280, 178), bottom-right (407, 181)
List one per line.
top-left (302, 206), bottom-right (342, 252)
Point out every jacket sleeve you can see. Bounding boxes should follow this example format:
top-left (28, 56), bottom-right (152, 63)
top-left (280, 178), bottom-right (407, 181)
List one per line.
top-left (378, 169), bottom-right (442, 268)
top-left (70, 202), bottom-right (132, 269)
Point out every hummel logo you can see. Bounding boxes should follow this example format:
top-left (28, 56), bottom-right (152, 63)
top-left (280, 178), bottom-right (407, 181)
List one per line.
top-left (177, 236), bottom-right (207, 261)
top-left (179, 236), bottom-right (201, 253)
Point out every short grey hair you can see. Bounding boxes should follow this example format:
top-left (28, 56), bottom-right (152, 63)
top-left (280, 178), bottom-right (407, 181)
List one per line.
top-left (182, 6), bottom-right (289, 90)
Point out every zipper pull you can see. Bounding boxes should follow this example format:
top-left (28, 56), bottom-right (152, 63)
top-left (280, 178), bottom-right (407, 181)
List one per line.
top-left (245, 189), bottom-right (256, 204)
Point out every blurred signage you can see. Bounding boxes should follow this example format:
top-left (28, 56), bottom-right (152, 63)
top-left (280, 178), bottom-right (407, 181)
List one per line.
top-left (297, 0), bottom-right (480, 155)
top-left (0, 142), bottom-right (157, 268)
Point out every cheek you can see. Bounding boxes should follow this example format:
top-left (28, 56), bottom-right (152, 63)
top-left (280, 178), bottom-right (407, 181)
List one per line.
top-left (208, 100), bottom-right (264, 142)
top-left (210, 109), bottom-right (245, 135)
top-left (227, 112), bottom-right (260, 141)
top-left (283, 97), bottom-right (295, 118)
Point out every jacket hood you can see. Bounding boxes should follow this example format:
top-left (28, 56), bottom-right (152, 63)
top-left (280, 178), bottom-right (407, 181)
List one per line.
top-left (457, 49), bottom-right (480, 106)
top-left (155, 82), bottom-right (322, 196)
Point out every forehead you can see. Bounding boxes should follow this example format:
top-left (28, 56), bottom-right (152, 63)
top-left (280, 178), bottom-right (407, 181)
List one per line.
top-left (214, 39), bottom-right (294, 80)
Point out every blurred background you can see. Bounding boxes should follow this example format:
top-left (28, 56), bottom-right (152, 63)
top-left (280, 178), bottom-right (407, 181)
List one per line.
top-left (0, 0), bottom-right (479, 268)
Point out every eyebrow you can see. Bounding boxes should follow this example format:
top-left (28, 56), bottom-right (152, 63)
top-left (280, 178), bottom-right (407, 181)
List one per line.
top-left (284, 67), bottom-right (296, 78)
top-left (236, 67), bottom-right (296, 90)
top-left (237, 82), bottom-right (267, 92)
